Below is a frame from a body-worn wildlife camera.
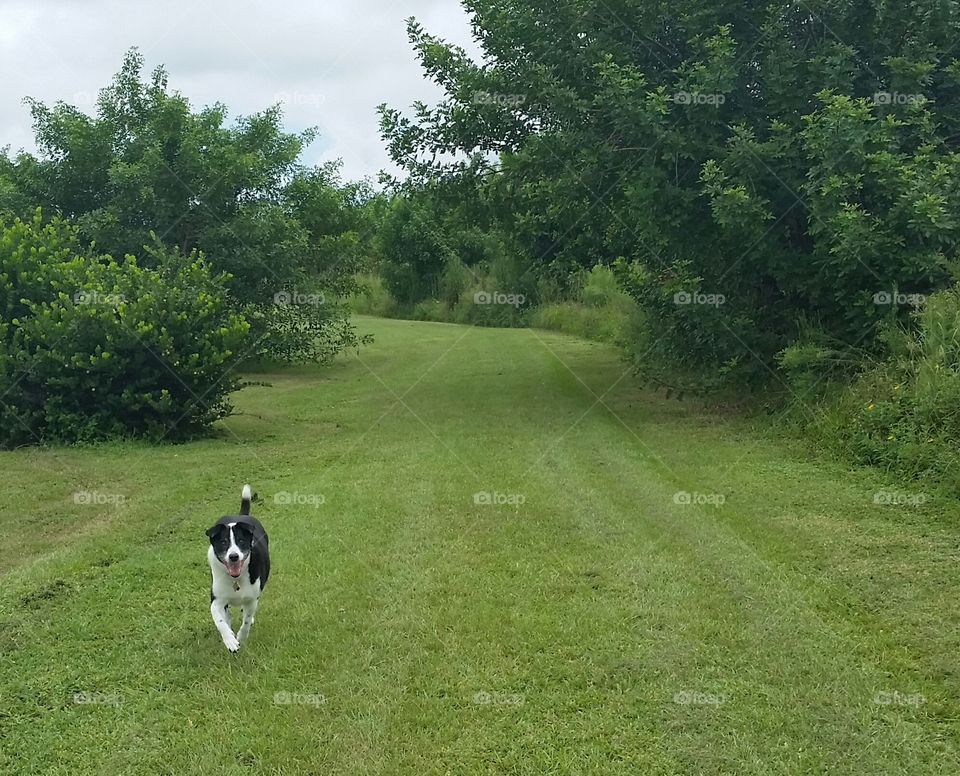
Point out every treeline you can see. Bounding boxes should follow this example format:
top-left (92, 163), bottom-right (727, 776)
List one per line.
top-left (0, 50), bottom-right (378, 446)
top-left (373, 2), bottom-right (960, 490)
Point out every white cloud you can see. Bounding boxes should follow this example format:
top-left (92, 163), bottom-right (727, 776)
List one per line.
top-left (0, 0), bottom-right (481, 181)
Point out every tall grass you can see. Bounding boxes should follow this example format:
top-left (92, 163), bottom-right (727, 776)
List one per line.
top-left (346, 264), bottom-right (638, 343)
top-left (345, 274), bottom-right (398, 318)
top-left (528, 266), bottom-right (638, 343)
top-left (782, 286), bottom-right (960, 493)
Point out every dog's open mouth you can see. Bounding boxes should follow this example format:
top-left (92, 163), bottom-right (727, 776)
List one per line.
top-left (224, 559), bottom-right (244, 578)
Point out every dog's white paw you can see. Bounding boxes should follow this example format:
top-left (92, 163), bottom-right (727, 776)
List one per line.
top-left (223, 634), bottom-right (240, 652)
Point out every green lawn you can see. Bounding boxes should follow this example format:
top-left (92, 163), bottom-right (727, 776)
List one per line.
top-left (2, 316), bottom-right (959, 774)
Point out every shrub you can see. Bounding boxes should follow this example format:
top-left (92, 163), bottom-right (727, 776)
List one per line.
top-left (246, 296), bottom-right (370, 365)
top-left (0, 213), bottom-right (249, 446)
top-left (579, 265), bottom-right (625, 309)
top-left (378, 196), bottom-right (452, 304)
top-left (439, 257), bottom-right (471, 307)
top-left (789, 287), bottom-right (960, 491)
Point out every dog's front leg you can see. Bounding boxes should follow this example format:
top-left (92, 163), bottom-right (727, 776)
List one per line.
top-left (211, 599), bottom-right (240, 652)
top-left (238, 597), bottom-right (259, 643)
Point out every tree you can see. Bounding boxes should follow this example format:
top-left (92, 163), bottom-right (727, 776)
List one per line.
top-left (17, 48), bottom-right (370, 364)
top-left (24, 49), bottom-right (312, 303)
top-left (381, 1), bottom-right (960, 386)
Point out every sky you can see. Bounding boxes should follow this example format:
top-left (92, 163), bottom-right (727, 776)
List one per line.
top-left (0, 0), bottom-right (481, 182)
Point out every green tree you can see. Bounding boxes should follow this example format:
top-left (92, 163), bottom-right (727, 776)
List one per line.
top-left (17, 48), bottom-right (371, 364)
top-left (381, 2), bottom-right (960, 386)
top-left (24, 49), bottom-right (313, 304)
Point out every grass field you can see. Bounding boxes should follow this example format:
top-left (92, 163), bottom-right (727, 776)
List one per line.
top-left (2, 316), bottom-right (959, 774)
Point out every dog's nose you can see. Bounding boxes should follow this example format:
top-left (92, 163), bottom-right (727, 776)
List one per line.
top-left (227, 552), bottom-right (240, 562)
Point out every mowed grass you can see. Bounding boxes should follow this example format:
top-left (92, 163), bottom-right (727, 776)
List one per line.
top-left (2, 316), bottom-right (959, 774)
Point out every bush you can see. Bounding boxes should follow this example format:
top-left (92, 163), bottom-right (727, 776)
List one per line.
top-left (378, 196), bottom-right (452, 304)
top-left (439, 257), bottom-right (471, 307)
top-left (246, 296), bottom-right (370, 365)
top-left (411, 299), bottom-right (452, 322)
top-left (787, 287), bottom-right (960, 491)
top-left (0, 213), bottom-right (249, 446)
top-left (527, 267), bottom-right (640, 343)
top-left (579, 265), bottom-right (624, 309)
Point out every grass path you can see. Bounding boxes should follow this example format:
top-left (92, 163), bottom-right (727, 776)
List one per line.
top-left (2, 316), bottom-right (959, 774)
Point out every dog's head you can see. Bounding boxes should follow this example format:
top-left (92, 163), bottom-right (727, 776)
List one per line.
top-left (206, 522), bottom-right (256, 578)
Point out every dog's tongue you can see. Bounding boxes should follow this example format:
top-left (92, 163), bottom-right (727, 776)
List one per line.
top-left (225, 560), bottom-right (244, 578)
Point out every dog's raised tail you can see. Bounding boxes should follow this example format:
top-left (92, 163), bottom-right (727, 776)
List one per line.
top-left (240, 484), bottom-right (252, 515)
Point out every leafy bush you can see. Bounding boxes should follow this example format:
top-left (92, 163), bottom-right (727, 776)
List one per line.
top-left (378, 196), bottom-right (452, 304)
top-left (578, 266), bottom-right (625, 309)
top-left (411, 299), bottom-right (451, 322)
top-left (0, 213), bottom-right (249, 446)
top-left (527, 267), bottom-right (638, 342)
top-left (787, 287), bottom-right (960, 491)
top-left (245, 297), bottom-right (370, 365)
top-left (439, 257), bottom-right (472, 307)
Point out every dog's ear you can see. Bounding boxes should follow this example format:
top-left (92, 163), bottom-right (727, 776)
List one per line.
top-left (233, 522), bottom-right (256, 544)
top-left (206, 524), bottom-right (226, 540)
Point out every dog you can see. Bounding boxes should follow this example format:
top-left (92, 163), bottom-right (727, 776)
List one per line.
top-left (206, 485), bottom-right (270, 652)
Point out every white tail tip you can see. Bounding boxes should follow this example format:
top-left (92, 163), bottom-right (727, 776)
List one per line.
top-left (241, 484), bottom-right (252, 501)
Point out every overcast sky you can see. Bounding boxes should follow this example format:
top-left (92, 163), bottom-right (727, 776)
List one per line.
top-left (0, 0), bottom-right (480, 182)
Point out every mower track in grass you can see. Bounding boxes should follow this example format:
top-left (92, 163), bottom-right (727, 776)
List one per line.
top-left (1, 317), bottom-right (958, 774)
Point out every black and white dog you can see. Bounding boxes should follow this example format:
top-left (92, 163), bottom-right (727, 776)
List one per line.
top-left (206, 485), bottom-right (270, 652)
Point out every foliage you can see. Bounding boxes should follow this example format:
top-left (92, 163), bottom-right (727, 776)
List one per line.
top-left (378, 194), bottom-right (454, 304)
top-left (0, 213), bottom-right (249, 446)
top-left (380, 2), bottom-right (960, 388)
top-left (346, 273), bottom-right (399, 318)
top-left (782, 286), bottom-right (960, 491)
top-left (529, 266), bottom-right (638, 342)
top-left (9, 49), bottom-right (374, 364)
top-left (527, 301), bottom-right (627, 343)
top-left (245, 297), bottom-right (371, 365)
